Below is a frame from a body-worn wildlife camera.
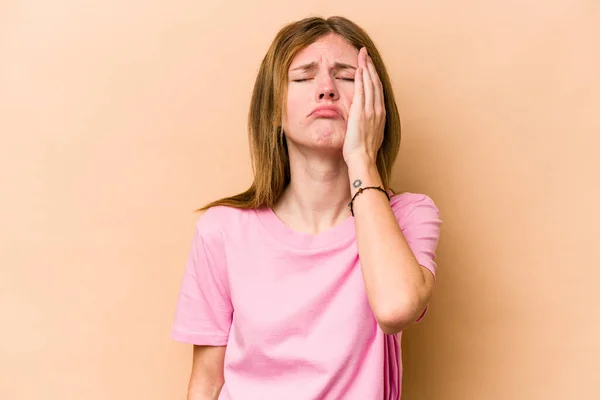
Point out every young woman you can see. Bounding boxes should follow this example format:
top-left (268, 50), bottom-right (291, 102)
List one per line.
top-left (171, 15), bottom-right (442, 400)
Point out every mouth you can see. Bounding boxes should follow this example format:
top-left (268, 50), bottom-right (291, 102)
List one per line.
top-left (309, 106), bottom-right (343, 119)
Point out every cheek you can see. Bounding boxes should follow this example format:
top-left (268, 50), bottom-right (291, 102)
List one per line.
top-left (341, 85), bottom-right (355, 106)
top-left (284, 92), bottom-right (307, 126)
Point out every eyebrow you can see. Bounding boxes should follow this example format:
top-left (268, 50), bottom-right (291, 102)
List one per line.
top-left (290, 61), bottom-right (357, 72)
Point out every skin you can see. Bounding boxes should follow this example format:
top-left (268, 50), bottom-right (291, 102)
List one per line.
top-left (278, 32), bottom-right (435, 334)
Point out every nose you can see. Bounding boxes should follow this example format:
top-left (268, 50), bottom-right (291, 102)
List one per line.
top-left (315, 75), bottom-right (339, 102)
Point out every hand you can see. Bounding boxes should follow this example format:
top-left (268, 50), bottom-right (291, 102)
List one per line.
top-left (342, 47), bottom-right (386, 165)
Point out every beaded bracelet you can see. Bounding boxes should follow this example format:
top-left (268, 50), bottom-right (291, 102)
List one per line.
top-left (348, 186), bottom-right (391, 216)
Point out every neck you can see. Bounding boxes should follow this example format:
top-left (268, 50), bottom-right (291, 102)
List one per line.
top-left (273, 151), bottom-right (352, 235)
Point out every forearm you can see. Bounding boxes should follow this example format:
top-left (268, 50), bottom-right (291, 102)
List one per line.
top-left (347, 158), bottom-right (431, 332)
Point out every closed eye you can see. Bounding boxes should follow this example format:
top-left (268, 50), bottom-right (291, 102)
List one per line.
top-left (291, 78), bottom-right (354, 82)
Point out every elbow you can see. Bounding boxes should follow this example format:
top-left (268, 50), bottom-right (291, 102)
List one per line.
top-left (374, 295), bottom-right (427, 335)
top-left (375, 309), bottom-right (412, 335)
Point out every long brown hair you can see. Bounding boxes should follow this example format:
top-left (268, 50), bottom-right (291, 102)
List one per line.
top-left (197, 16), bottom-right (401, 212)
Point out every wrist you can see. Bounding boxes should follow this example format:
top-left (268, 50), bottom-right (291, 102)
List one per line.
top-left (347, 160), bottom-right (383, 195)
top-left (344, 152), bottom-right (376, 169)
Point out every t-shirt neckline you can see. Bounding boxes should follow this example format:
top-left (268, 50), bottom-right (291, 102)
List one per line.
top-left (254, 207), bottom-right (356, 249)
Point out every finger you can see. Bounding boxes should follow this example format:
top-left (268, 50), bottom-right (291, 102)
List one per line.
top-left (353, 54), bottom-right (364, 111)
top-left (366, 55), bottom-right (384, 117)
top-left (362, 49), bottom-right (374, 116)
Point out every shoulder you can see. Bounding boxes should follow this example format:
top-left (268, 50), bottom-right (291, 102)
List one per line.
top-left (389, 191), bottom-right (442, 226)
top-left (194, 205), bottom-right (256, 239)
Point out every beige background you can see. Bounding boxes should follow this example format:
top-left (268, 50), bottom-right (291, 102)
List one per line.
top-left (1, 0), bottom-right (599, 399)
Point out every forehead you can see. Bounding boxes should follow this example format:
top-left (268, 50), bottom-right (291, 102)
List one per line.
top-left (289, 34), bottom-right (358, 67)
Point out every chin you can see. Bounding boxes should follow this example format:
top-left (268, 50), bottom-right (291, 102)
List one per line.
top-left (285, 126), bottom-right (345, 155)
top-left (312, 126), bottom-right (345, 147)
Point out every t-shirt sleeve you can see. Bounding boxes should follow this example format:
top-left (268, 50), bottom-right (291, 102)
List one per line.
top-left (391, 193), bottom-right (442, 323)
top-left (170, 217), bottom-right (233, 345)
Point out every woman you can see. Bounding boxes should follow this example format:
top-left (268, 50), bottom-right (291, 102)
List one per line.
top-left (171, 15), bottom-right (442, 400)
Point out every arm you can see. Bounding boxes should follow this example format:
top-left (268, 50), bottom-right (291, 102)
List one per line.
top-left (348, 160), bottom-right (435, 335)
top-left (187, 345), bottom-right (226, 400)
top-left (342, 48), bottom-right (437, 334)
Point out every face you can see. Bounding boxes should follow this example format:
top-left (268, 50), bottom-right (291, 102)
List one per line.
top-left (282, 33), bottom-right (359, 154)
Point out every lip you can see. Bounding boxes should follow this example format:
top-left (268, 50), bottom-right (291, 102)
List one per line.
top-left (309, 105), bottom-right (343, 119)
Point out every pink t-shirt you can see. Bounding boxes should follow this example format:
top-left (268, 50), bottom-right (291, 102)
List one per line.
top-left (171, 192), bottom-right (442, 399)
